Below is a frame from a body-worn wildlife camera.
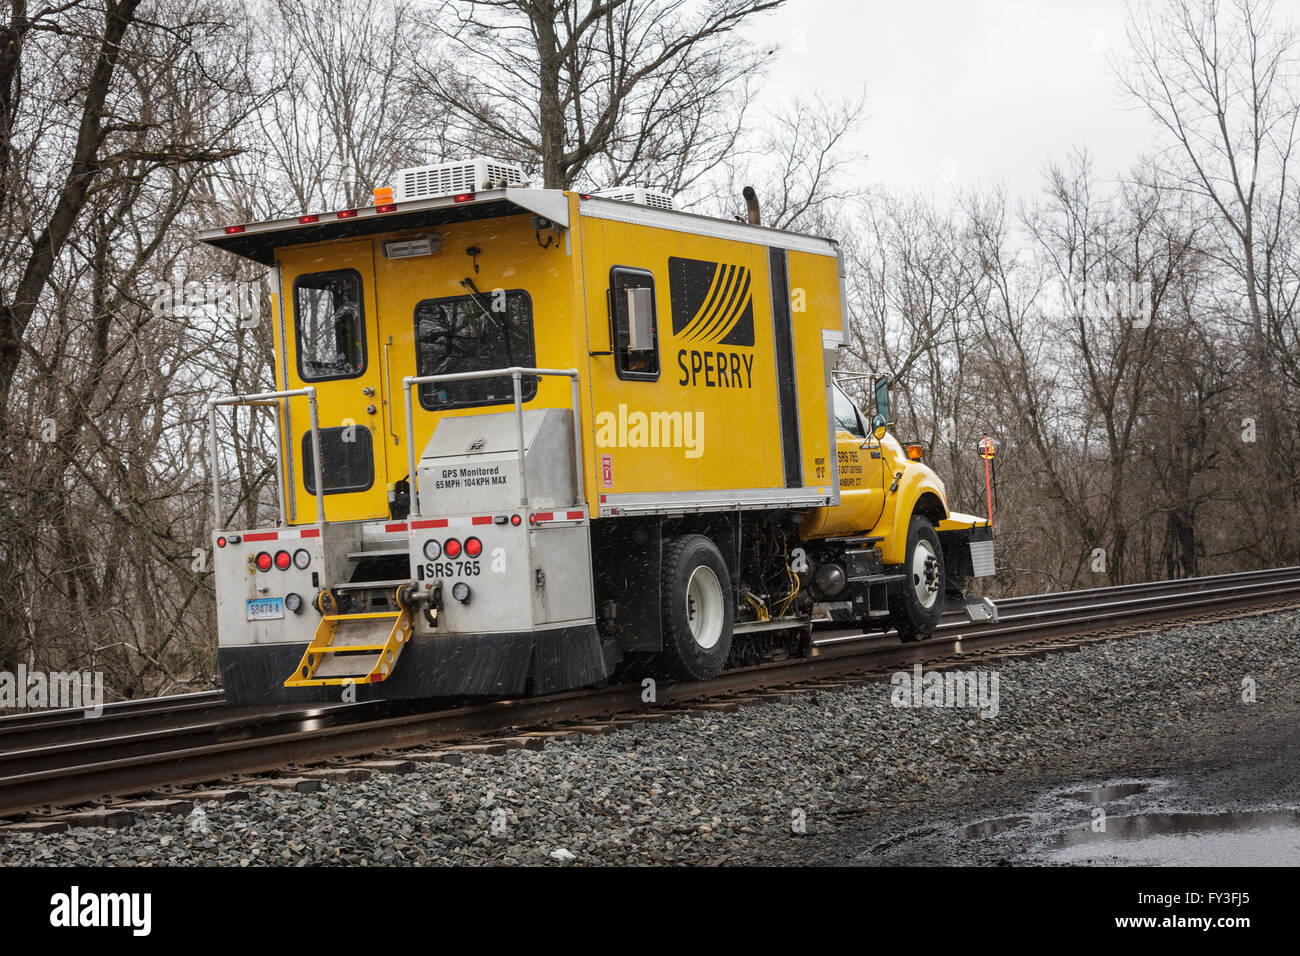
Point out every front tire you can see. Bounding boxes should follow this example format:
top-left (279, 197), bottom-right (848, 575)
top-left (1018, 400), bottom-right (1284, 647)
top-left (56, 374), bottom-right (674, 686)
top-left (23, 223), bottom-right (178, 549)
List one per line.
top-left (660, 534), bottom-right (734, 680)
top-left (892, 515), bottom-right (944, 641)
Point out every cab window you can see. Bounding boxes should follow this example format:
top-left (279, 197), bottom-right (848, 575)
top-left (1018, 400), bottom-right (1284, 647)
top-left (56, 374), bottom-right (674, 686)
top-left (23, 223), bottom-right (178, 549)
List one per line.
top-left (414, 290), bottom-right (536, 410)
top-left (833, 385), bottom-right (866, 437)
top-left (294, 269), bottom-right (366, 381)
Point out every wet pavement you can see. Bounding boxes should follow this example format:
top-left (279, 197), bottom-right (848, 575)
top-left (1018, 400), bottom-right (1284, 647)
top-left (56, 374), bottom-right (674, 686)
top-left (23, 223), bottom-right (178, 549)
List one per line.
top-left (854, 765), bottom-right (1300, 866)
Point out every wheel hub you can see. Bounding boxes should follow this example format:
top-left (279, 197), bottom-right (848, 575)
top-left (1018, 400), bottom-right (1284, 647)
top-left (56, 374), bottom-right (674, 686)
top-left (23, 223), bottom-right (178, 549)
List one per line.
top-left (686, 565), bottom-right (724, 649)
top-left (911, 540), bottom-right (940, 609)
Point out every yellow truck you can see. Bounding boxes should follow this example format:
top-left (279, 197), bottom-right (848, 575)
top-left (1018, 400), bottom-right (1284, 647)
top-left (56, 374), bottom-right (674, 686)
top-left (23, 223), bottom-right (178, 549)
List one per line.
top-left (201, 157), bottom-right (994, 704)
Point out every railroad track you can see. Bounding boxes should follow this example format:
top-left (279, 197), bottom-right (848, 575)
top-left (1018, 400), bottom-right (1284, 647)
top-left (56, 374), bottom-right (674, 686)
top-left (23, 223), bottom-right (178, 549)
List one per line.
top-left (2, 566), bottom-right (1298, 822)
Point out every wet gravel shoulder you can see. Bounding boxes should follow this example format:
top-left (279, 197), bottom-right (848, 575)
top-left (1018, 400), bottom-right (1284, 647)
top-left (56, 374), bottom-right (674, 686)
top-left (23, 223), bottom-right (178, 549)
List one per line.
top-left (3, 608), bottom-right (1298, 866)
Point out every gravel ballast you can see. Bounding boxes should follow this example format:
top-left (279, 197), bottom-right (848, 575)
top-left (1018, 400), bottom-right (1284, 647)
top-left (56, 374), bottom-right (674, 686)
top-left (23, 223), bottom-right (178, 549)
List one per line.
top-left (3, 609), bottom-right (1298, 866)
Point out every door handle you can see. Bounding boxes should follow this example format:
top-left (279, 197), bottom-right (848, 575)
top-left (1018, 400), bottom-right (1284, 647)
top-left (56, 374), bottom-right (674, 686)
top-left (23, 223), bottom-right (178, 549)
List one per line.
top-left (384, 336), bottom-right (398, 446)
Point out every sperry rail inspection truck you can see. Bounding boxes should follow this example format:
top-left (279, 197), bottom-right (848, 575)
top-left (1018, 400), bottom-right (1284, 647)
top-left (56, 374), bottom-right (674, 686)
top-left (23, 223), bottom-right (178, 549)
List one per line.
top-left (199, 157), bottom-right (995, 704)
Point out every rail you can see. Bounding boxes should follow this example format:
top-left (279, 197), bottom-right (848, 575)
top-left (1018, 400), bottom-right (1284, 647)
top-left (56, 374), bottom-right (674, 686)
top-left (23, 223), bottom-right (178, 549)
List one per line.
top-left (4, 567), bottom-right (1300, 817)
top-left (207, 387), bottom-right (325, 531)
top-left (401, 367), bottom-right (584, 514)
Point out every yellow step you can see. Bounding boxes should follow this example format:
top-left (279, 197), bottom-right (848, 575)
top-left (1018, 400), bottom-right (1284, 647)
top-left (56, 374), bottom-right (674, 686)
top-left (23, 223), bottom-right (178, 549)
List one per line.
top-left (283, 601), bottom-right (413, 688)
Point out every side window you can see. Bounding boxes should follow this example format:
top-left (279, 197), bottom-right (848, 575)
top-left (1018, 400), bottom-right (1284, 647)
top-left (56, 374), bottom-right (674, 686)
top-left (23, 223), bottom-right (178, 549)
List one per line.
top-left (294, 269), bottom-right (366, 381)
top-left (302, 426), bottom-right (374, 495)
top-left (414, 290), bottom-right (537, 410)
top-left (608, 267), bottom-right (660, 380)
top-left (833, 385), bottom-right (866, 438)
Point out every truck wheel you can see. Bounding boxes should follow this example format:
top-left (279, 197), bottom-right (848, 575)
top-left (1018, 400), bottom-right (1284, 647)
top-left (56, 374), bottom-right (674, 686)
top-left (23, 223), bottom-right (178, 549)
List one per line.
top-left (892, 515), bottom-right (944, 642)
top-left (661, 534), bottom-right (733, 680)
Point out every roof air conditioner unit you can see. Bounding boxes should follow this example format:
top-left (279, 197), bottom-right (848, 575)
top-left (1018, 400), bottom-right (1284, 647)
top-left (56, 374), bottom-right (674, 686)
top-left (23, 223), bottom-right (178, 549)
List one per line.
top-left (592, 186), bottom-right (676, 210)
top-left (394, 158), bottom-right (528, 202)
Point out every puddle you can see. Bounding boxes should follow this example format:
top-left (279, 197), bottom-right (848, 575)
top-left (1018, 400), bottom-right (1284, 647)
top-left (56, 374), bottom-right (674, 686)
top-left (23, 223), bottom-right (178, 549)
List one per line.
top-left (1051, 811), bottom-right (1300, 866)
top-left (1060, 783), bottom-right (1151, 805)
top-left (959, 815), bottom-right (1032, 839)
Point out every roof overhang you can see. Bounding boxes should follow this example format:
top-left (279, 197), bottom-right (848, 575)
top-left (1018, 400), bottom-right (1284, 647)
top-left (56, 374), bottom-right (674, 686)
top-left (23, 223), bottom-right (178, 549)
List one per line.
top-left (199, 188), bottom-right (570, 265)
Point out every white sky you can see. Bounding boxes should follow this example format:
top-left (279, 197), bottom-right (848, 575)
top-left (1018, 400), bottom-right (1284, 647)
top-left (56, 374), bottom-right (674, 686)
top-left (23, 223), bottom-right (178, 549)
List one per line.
top-left (745, 0), bottom-right (1162, 198)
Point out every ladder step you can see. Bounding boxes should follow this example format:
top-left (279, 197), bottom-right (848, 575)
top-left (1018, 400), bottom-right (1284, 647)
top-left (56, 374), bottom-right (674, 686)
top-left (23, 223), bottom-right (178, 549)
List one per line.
top-left (332, 579), bottom-right (411, 591)
top-left (311, 654), bottom-right (386, 679)
top-left (284, 606), bottom-right (413, 688)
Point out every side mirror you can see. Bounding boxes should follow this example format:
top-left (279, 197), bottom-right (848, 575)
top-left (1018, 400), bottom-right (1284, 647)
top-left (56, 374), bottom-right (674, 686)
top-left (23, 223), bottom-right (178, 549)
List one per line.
top-left (873, 374), bottom-right (890, 425)
top-left (871, 413), bottom-right (887, 440)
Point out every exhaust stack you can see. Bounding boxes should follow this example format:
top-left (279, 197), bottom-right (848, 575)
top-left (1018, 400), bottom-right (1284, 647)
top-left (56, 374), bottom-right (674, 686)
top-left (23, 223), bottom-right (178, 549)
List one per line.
top-left (743, 186), bottom-right (760, 225)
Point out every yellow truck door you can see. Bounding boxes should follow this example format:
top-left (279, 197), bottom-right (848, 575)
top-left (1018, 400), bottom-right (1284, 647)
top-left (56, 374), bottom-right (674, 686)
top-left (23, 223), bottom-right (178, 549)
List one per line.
top-left (802, 384), bottom-right (886, 537)
top-left (279, 239), bottom-right (389, 523)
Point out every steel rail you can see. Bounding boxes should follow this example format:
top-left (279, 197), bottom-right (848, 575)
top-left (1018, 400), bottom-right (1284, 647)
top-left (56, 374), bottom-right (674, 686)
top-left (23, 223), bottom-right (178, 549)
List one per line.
top-left (2, 569), bottom-right (1299, 818)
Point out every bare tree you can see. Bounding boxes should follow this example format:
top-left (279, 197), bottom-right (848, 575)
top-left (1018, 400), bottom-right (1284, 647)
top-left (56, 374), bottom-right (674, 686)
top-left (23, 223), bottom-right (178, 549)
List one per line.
top-left (411, 0), bottom-right (783, 190)
top-left (1120, 0), bottom-right (1300, 563)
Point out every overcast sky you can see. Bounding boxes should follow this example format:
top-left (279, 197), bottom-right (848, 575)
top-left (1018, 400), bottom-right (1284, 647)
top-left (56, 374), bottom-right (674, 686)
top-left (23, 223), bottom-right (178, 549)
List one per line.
top-left (746, 0), bottom-right (1162, 198)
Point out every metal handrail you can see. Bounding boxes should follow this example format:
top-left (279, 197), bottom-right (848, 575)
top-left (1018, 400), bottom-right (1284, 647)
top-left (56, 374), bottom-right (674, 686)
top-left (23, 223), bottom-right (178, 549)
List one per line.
top-left (402, 367), bottom-right (584, 514)
top-left (207, 387), bottom-right (325, 532)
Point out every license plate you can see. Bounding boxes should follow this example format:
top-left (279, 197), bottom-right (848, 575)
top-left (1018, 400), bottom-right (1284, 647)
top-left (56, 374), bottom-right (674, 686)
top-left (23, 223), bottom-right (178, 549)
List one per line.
top-left (246, 597), bottom-right (284, 621)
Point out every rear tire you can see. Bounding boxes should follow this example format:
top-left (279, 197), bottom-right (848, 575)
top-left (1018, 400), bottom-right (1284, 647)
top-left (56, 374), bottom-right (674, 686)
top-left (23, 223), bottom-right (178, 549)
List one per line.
top-left (892, 515), bottom-right (944, 642)
top-left (660, 534), bottom-right (733, 680)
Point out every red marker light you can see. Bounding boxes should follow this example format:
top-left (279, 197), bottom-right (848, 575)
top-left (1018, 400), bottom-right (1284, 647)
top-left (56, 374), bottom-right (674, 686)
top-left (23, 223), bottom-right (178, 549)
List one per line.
top-left (336, 209), bottom-right (358, 218)
top-left (376, 203), bottom-right (396, 213)
top-left (510, 514), bottom-right (521, 526)
top-left (216, 537), bottom-right (227, 548)
top-left (224, 225), bottom-right (245, 234)
top-left (298, 214), bottom-right (319, 224)
top-left (464, 537), bottom-right (482, 558)
top-left (444, 538), bottom-right (462, 559)
top-left (452, 192), bottom-right (475, 203)
top-left (255, 552), bottom-right (273, 572)
top-left (274, 550), bottom-right (292, 571)
top-left (528, 514), bottom-right (536, 525)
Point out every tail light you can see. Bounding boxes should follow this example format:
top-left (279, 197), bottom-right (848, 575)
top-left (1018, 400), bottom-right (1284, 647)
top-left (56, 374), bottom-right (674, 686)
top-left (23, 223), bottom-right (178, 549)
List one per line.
top-left (255, 552), bottom-right (273, 572)
top-left (274, 550), bottom-right (292, 570)
top-left (444, 538), bottom-right (462, 559)
top-left (464, 537), bottom-right (482, 558)
top-left (216, 536), bottom-right (227, 548)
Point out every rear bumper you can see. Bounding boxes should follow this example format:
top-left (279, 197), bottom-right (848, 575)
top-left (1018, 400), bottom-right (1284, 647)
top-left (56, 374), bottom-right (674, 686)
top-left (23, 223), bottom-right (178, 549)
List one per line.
top-left (218, 624), bottom-right (606, 706)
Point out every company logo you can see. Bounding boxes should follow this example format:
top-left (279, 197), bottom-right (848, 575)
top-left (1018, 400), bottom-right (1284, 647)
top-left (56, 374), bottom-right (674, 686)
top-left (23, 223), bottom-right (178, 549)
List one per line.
top-left (670, 256), bottom-right (757, 390)
top-left (669, 256), bottom-right (755, 346)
